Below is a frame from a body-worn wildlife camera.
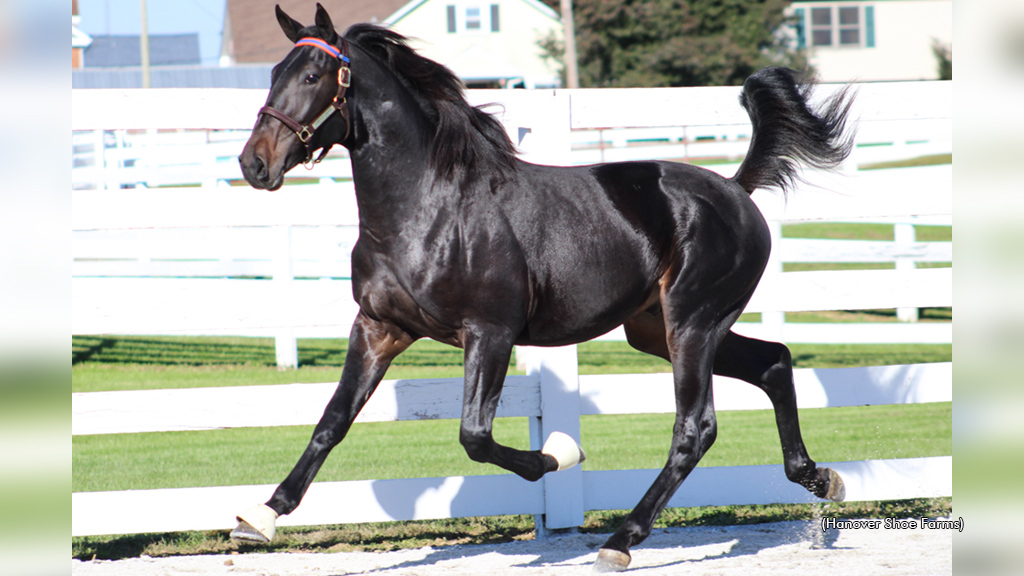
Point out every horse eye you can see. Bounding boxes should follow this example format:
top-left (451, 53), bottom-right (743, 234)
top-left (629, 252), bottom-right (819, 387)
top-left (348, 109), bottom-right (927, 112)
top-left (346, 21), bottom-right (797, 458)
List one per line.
top-left (304, 74), bottom-right (320, 85)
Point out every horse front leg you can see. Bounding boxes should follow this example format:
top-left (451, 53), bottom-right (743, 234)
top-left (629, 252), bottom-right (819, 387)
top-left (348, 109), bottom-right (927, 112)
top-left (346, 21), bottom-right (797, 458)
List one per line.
top-left (713, 331), bottom-right (845, 501)
top-left (458, 324), bottom-right (585, 482)
top-left (230, 312), bottom-right (414, 543)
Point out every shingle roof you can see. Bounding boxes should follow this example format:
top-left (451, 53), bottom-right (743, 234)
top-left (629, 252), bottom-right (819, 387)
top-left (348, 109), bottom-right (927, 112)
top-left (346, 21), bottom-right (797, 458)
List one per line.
top-left (225, 0), bottom-right (410, 64)
top-left (84, 34), bottom-right (201, 68)
top-left (72, 65), bottom-right (275, 89)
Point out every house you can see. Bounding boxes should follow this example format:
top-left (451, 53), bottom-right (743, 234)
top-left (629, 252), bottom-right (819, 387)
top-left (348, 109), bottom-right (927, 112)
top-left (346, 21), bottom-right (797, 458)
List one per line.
top-left (220, 0), bottom-right (410, 65)
top-left (384, 0), bottom-right (563, 88)
top-left (789, 0), bottom-right (952, 82)
top-left (72, 0), bottom-right (92, 68)
top-left (220, 0), bottom-right (562, 88)
top-left (83, 35), bottom-right (201, 68)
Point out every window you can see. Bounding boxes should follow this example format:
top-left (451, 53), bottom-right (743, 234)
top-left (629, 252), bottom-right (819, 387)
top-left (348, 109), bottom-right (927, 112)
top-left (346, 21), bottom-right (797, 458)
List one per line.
top-left (445, 4), bottom-right (501, 34)
top-left (838, 6), bottom-right (860, 45)
top-left (811, 7), bottom-right (833, 46)
top-left (802, 4), bottom-right (875, 48)
top-left (465, 6), bottom-right (482, 30)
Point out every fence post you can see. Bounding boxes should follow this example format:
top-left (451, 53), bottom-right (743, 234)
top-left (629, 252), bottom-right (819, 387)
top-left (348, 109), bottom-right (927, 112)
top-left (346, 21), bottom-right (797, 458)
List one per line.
top-left (762, 219), bottom-right (786, 342)
top-left (894, 222), bottom-right (919, 322)
top-left (273, 225), bottom-right (298, 368)
top-left (520, 345), bottom-right (585, 534)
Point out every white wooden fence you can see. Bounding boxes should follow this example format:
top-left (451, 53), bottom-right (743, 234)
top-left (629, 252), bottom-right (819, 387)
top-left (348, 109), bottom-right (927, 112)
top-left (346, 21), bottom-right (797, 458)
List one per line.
top-left (72, 83), bottom-right (951, 537)
top-left (72, 347), bottom-right (952, 537)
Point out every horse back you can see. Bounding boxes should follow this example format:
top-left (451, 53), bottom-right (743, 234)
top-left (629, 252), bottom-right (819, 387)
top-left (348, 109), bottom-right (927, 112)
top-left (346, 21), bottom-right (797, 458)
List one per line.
top-left (506, 160), bottom-right (769, 345)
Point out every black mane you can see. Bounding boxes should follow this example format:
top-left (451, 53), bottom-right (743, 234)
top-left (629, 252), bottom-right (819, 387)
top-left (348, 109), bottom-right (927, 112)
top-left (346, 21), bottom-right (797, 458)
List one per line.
top-left (344, 24), bottom-right (518, 182)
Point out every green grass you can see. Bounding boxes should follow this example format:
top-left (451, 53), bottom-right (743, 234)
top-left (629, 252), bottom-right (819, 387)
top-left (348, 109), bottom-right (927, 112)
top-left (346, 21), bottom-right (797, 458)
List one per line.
top-left (71, 337), bottom-right (952, 392)
top-left (783, 222), bottom-right (951, 243)
top-left (859, 153), bottom-right (952, 171)
top-left (73, 402), bottom-right (951, 493)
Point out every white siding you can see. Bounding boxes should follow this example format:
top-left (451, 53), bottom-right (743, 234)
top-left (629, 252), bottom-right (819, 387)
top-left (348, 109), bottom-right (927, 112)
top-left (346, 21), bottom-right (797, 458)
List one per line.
top-left (794, 0), bottom-right (953, 82)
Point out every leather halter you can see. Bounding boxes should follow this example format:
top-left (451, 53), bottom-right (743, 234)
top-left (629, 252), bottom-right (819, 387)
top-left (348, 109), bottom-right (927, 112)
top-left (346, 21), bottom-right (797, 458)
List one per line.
top-left (259, 37), bottom-right (352, 165)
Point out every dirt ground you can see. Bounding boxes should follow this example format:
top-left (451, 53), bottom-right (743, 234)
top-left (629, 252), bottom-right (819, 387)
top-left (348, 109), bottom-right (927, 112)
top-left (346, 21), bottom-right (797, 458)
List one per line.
top-left (71, 519), bottom-right (953, 575)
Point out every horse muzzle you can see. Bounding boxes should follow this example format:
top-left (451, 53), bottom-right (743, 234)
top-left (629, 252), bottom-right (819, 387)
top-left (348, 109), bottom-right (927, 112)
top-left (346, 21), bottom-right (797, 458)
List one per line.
top-left (239, 137), bottom-right (288, 191)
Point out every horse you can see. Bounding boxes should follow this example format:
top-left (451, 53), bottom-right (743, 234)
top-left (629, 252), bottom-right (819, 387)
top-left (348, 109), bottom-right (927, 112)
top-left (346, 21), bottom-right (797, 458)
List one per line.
top-left (234, 4), bottom-right (855, 572)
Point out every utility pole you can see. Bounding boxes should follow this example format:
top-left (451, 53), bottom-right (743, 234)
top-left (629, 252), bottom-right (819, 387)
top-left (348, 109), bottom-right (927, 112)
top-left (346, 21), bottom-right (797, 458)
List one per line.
top-left (140, 0), bottom-right (151, 88)
top-left (559, 0), bottom-right (579, 88)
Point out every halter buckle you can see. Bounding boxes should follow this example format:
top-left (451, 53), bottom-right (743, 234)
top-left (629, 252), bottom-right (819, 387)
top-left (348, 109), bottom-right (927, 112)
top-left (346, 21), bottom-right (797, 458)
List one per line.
top-left (297, 126), bottom-right (314, 143)
top-left (338, 66), bottom-right (351, 88)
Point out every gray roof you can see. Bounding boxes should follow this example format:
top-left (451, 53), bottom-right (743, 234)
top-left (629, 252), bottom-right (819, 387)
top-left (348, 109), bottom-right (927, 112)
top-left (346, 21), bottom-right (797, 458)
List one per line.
top-left (72, 65), bottom-right (275, 89)
top-left (84, 34), bottom-right (201, 68)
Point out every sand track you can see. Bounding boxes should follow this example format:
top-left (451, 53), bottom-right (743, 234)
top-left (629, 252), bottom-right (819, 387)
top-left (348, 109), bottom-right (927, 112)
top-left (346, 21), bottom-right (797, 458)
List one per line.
top-left (72, 519), bottom-right (952, 575)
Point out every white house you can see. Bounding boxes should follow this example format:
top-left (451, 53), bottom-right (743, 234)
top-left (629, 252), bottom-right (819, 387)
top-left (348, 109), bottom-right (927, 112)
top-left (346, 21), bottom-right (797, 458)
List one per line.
top-left (384, 0), bottom-right (564, 88)
top-left (789, 0), bottom-right (952, 82)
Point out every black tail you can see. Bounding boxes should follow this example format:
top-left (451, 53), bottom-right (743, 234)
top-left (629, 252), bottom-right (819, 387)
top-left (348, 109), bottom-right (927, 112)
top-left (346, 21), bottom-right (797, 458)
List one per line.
top-left (731, 67), bottom-right (855, 195)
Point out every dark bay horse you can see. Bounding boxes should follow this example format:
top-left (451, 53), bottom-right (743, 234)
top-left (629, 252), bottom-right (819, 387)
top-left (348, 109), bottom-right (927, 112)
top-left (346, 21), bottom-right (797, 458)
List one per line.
top-left (235, 5), bottom-right (854, 571)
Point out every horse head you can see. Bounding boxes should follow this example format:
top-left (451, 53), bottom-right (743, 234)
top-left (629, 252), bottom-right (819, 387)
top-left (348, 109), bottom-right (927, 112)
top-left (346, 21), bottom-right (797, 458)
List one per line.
top-left (239, 3), bottom-right (351, 190)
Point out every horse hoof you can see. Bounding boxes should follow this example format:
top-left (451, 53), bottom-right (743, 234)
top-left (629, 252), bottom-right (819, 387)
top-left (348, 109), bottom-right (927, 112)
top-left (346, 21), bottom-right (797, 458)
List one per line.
top-left (230, 504), bottom-right (278, 543)
top-left (824, 468), bottom-right (846, 502)
top-left (594, 548), bottom-right (631, 572)
top-left (231, 520), bottom-right (270, 543)
top-left (542, 431), bottom-right (586, 472)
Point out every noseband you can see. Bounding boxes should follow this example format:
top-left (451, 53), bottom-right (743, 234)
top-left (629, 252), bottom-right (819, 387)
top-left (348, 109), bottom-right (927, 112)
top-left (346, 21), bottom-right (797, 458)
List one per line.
top-left (259, 37), bottom-right (352, 165)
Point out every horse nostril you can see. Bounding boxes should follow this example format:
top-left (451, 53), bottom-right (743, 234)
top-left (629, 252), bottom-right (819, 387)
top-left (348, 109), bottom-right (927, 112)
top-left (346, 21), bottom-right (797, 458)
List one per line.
top-left (253, 154), bottom-right (268, 179)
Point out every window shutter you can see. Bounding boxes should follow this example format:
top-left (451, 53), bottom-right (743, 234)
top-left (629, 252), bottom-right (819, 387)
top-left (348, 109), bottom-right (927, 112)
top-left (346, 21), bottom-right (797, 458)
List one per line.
top-left (491, 5), bottom-right (500, 32)
top-left (794, 8), bottom-right (806, 49)
top-left (865, 5), bottom-right (875, 47)
top-left (446, 5), bottom-right (456, 33)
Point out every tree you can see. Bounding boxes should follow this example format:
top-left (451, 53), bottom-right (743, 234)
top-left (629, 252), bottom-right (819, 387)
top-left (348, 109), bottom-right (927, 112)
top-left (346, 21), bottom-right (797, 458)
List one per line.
top-left (932, 40), bottom-right (952, 80)
top-left (540, 0), bottom-right (806, 87)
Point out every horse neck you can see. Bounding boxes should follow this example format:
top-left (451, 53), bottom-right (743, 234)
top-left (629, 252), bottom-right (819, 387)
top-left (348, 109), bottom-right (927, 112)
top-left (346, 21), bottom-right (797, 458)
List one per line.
top-left (345, 62), bottom-right (439, 226)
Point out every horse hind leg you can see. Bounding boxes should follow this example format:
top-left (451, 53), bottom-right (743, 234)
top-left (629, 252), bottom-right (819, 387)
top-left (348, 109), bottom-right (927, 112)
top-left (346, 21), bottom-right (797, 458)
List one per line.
top-left (713, 331), bottom-right (845, 501)
top-left (596, 305), bottom-right (725, 572)
top-left (625, 316), bottom-right (845, 502)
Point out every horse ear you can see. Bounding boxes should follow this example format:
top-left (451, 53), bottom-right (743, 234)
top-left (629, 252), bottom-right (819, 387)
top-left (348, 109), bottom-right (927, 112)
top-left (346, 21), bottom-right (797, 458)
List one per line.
top-left (276, 4), bottom-right (304, 43)
top-left (314, 3), bottom-right (339, 43)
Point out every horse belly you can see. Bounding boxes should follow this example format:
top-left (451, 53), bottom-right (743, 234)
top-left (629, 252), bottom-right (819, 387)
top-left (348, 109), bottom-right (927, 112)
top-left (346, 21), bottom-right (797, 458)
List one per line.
top-left (519, 255), bottom-right (659, 346)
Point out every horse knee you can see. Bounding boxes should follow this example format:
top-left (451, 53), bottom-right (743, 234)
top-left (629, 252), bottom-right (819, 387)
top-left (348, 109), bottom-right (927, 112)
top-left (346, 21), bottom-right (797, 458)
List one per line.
top-left (668, 423), bottom-right (716, 468)
top-left (459, 428), bottom-right (493, 463)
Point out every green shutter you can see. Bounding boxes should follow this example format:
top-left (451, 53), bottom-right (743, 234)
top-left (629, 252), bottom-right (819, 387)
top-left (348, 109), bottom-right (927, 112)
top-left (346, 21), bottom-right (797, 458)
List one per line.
top-left (794, 8), bottom-right (806, 49)
top-left (865, 5), bottom-right (875, 48)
